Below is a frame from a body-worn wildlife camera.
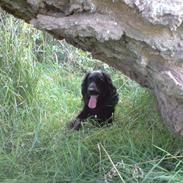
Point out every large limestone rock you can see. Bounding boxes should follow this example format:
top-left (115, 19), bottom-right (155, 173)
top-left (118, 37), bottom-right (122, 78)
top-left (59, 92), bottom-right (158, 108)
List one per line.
top-left (0, 0), bottom-right (183, 136)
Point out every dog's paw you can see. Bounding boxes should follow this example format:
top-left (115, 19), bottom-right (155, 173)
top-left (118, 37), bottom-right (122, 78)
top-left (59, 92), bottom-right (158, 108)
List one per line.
top-left (69, 118), bottom-right (82, 131)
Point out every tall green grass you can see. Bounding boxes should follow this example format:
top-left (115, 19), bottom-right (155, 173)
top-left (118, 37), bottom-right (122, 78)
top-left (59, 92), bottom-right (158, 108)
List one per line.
top-left (1, 11), bottom-right (183, 183)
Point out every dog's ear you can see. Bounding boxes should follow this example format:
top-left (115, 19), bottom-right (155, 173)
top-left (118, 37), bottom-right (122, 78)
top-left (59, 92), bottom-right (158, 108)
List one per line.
top-left (102, 72), bottom-right (117, 95)
top-left (102, 72), bottom-right (113, 87)
top-left (81, 72), bottom-right (91, 96)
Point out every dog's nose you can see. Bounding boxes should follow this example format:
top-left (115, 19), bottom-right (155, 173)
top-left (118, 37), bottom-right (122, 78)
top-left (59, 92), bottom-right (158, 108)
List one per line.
top-left (88, 89), bottom-right (96, 95)
top-left (88, 82), bottom-right (96, 90)
top-left (88, 87), bottom-right (96, 94)
top-left (88, 83), bottom-right (98, 94)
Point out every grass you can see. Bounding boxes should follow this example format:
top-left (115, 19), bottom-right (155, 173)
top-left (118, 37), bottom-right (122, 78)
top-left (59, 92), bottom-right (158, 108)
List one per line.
top-left (1, 12), bottom-right (183, 183)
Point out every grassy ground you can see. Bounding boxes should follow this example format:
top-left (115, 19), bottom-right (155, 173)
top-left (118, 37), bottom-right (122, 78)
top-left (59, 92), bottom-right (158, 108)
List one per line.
top-left (1, 12), bottom-right (183, 183)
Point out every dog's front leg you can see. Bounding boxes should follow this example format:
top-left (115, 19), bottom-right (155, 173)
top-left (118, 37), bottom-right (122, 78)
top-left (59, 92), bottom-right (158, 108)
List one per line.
top-left (70, 106), bottom-right (90, 130)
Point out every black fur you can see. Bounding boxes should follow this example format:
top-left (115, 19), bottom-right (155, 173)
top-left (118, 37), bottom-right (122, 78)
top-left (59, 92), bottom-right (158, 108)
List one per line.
top-left (70, 70), bottom-right (119, 130)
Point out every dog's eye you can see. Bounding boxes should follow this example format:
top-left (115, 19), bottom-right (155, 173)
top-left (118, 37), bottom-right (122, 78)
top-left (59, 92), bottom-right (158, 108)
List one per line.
top-left (88, 77), bottom-right (93, 82)
top-left (97, 77), bottom-right (104, 82)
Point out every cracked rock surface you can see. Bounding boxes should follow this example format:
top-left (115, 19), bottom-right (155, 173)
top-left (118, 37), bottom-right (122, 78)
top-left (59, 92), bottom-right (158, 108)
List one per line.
top-left (0, 0), bottom-right (183, 136)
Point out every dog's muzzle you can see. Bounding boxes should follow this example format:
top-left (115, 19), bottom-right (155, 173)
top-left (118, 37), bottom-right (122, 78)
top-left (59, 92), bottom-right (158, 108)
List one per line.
top-left (87, 82), bottom-right (99, 95)
top-left (87, 82), bottom-right (99, 109)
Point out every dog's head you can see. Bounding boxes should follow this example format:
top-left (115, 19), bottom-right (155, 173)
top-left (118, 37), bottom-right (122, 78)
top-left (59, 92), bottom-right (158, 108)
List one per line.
top-left (81, 70), bottom-right (117, 109)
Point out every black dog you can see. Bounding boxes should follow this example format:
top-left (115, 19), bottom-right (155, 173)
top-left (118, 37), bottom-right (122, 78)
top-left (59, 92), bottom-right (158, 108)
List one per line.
top-left (70, 70), bottom-right (119, 130)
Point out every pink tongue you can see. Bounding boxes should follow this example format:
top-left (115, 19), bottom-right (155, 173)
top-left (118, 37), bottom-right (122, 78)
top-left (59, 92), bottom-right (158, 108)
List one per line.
top-left (88, 96), bottom-right (97, 109)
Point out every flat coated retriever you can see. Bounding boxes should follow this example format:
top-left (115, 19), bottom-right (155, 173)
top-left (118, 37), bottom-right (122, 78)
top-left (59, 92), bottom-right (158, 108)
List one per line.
top-left (70, 70), bottom-right (119, 130)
